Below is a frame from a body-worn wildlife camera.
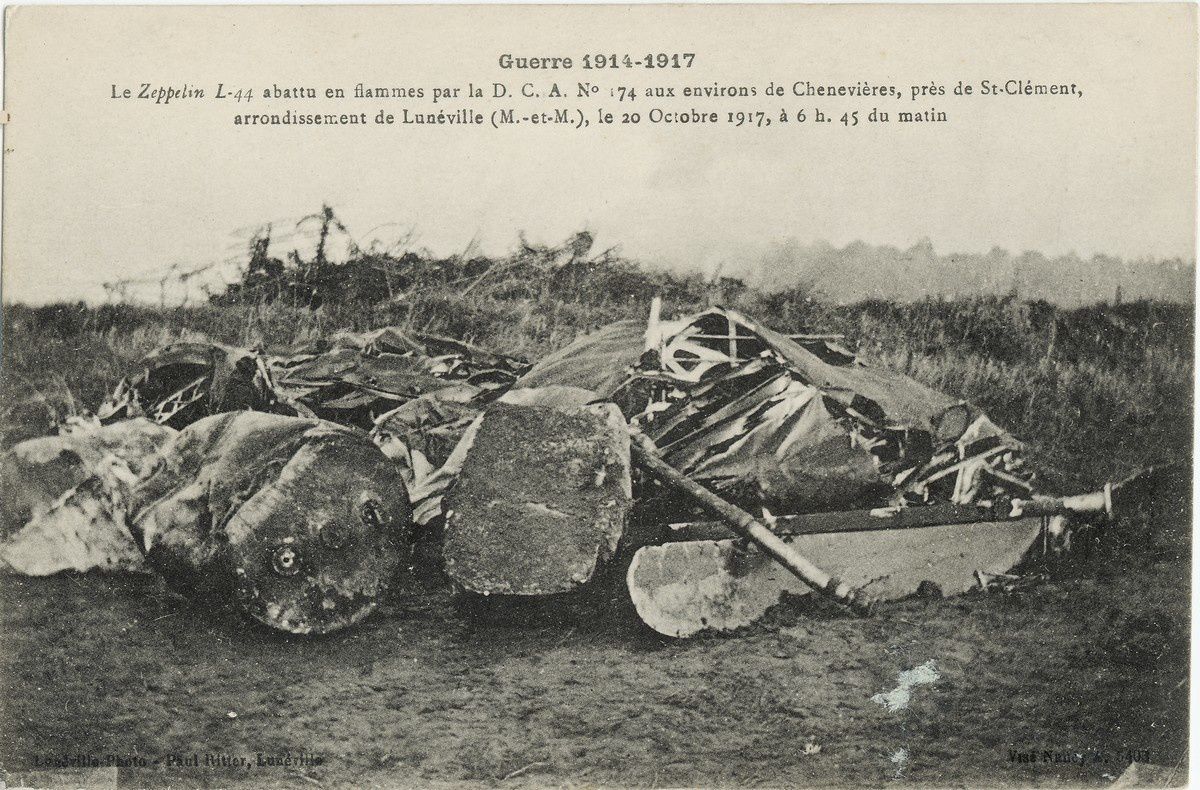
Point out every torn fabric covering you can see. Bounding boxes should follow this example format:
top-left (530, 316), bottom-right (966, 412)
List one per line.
top-left (273, 347), bottom-right (451, 424)
top-left (516, 307), bottom-right (1029, 514)
top-left (269, 329), bottom-right (526, 428)
top-left (1, 418), bottom-right (177, 531)
top-left (513, 319), bottom-right (646, 397)
top-left (649, 363), bottom-right (891, 511)
top-left (97, 326), bottom-right (529, 433)
top-left (0, 462), bottom-right (148, 575)
top-left (0, 419), bottom-right (177, 575)
top-left (371, 386), bottom-right (608, 528)
top-left (369, 387), bottom-right (485, 525)
top-left (370, 386), bottom-right (483, 470)
top-left (328, 326), bottom-right (528, 376)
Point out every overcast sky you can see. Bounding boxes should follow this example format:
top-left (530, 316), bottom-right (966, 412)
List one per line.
top-left (3, 4), bottom-right (1196, 304)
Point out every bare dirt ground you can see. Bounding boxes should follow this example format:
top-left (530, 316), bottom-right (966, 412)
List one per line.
top-left (0, 491), bottom-right (1189, 789)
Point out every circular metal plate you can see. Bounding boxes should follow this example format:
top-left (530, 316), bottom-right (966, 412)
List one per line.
top-left (224, 432), bottom-right (413, 634)
top-left (129, 413), bottom-right (414, 635)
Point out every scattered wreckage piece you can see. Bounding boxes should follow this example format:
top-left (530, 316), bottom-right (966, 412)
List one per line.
top-left (629, 428), bottom-right (876, 619)
top-left (0, 419), bottom-right (178, 575)
top-left (98, 327), bottom-right (528, 434)
top-left (974, 569), bottom-right (1049, 594)
top-left (1, 418), bottom-right (176, 531)
top-left (127, 412), bottom-right (413, 635)
top-left (628, 477), bottom-right (1127, 637)
top-left (517, 305), bottom-right (1032, 517)
top-left (271, 328), bottom-right (527, 429)
top-left (0, 458), bottom-right (148, 575)
top-left (369, 386), bottom-right (485, 525)
top-left (442, 387), bottom-right (632, 596)
top-left (99, 342), bottom-right (286, 428)
top-left (663, 495), bottom-right (1103, 543)
top-left (628, 516), bottom-right (1044, 638)
top-left (1006, 463), bottom-right (1181, 520)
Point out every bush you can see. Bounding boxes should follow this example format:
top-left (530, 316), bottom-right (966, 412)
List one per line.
top-left (2, 214), bottom-right (1192, 492)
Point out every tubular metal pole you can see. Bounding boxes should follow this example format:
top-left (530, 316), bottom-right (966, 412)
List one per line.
top-left (629, 429), bottom-right (876, 616)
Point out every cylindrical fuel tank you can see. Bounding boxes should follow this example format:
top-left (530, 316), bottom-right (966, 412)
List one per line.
top-left (128, 412), bottom-right (412, 634)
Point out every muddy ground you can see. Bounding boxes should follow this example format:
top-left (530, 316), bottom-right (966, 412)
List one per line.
top-left (0, 495), bottom-right (1190, 789)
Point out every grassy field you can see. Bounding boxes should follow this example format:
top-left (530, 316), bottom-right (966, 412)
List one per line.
top-left (2, 284), bottom-right (1191, 490)
top-left (0, 245), bottom-right (1193, 788)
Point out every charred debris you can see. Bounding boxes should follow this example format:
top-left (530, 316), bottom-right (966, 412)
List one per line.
top-left (1, 216), bottom-right (1183, 636)
top-left (2, 294), bottom-right (1171, 639)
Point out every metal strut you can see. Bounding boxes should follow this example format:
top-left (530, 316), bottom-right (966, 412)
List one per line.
top-left (629, 428), bottom-right (876, 616)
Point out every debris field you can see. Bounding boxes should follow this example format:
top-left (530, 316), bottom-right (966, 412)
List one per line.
top-left (0, 303), bottom-right (1157, 640)
top-left (0, 299), bottom-right (1189, 787)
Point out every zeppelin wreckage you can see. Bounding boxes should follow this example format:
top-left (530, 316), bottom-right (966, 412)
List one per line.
top-left (0, 303), bottom-right (1163, 637)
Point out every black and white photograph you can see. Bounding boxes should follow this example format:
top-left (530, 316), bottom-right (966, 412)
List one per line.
top-left (0, 4), bottom-right (1195, 788)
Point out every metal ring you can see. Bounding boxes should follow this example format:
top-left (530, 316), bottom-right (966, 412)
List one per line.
top-left (270, 545), bottom-right (301, 576)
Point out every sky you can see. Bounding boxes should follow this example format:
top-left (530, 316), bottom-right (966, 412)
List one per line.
top-left (3, 4), bottom-right (1196, 304)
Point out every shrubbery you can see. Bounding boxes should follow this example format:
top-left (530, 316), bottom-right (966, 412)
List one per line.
top-left (1, 214), bottom-right (1191, 493)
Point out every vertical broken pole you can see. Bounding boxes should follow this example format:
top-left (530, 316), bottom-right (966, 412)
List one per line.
top-left (629, 429), bottom-right (876, 616)
top-left (644, 296), bottom-right (663, 352)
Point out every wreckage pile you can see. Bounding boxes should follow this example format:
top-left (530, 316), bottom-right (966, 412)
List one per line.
top-left (1, 304), bottom-right (1126, 637)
